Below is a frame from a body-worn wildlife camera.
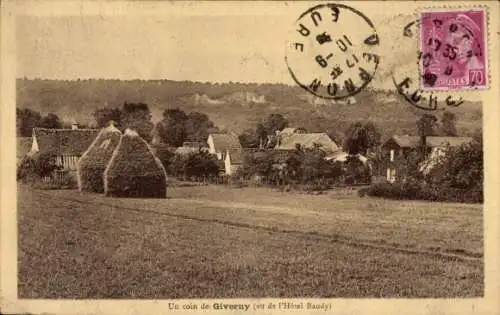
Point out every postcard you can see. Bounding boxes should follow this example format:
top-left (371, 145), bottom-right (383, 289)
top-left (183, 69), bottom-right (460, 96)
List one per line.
top-left (1, 1), bottom-right (499, 314)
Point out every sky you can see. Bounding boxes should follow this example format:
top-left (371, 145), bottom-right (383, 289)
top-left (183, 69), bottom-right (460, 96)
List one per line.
top-left (15, 2), bottom-right (394, 85)
top-left (13, 0), bottom-right (489, 101)
top-left (17, 14), bottom-right (294, 83)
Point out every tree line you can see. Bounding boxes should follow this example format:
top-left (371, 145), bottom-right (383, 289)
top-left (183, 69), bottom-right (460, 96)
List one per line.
top-left (17, 101), bottom-right (460, 156)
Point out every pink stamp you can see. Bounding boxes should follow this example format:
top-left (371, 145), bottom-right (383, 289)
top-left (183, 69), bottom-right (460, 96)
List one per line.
top-left (420, 9), bottom-right (487, 90)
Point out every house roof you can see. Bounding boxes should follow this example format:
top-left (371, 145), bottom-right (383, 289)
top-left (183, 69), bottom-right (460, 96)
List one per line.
top-left (227, 149), bottom-right (244, 164)
top-left (17, 137), bottom-right (32, 157)
top-left (175, 146), bottom-right (200, 155)
top-left (385, 135), bottom-right (474, 149)
top-left (33, 128), bottom-right (99, 156)
top-left (209, 133), bottom-right (243, 164)
top-left (277, 133), bottom-right (339, 152)
top-left (210, 133), bottom-right (242, 152)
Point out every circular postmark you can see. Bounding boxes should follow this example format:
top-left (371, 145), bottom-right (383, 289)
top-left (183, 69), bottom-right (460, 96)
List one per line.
top-left (285, 3), bottom-right (380, 100)
top-left (387, 14), bottom-right (468, 111)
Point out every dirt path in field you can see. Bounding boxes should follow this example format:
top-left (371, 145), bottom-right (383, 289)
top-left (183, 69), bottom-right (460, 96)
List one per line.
top-left (31, 189), bottom-right (483, 263)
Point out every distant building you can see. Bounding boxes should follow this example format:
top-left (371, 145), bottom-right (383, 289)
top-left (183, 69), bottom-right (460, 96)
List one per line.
top-left (207, 133), bottom-right (244, 175)
top-left (29, 127), bottom-right (99, 176)
top-left (381, 135), bottom-right (473, 182)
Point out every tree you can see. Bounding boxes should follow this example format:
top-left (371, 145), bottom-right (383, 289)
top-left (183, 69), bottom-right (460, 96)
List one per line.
top-left (427, 138), bottom-right (483, 190)
top-left (120, 102), bottom-right (154, 142)
top-left (262, 113), bottom-right (288, 135)
top-left (17, 108), bottom-right (42, 137)
top-left (440, 111), bottom-right (457, 136)
top-left (185, 111), bottom-right (216, 142)
top-left (256, 123), bottom-right (267, 149)
top-left (239, 129), bottom-right (260, 148)
top-left (92, 107), bottom-right (122, 128)
top-left (343, 121), bottom-right (381, 155)
top-left (416, 113), bottom-right (438, 159)
top-left (156, 108), bottom-right (188, 147)
top-left (39, 113), bottom-right (62, 129)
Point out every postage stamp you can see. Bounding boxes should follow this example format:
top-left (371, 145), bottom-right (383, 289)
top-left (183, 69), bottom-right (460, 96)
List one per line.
top-left (285, 3), bottom-right (380, 100)
top-left (419, 8), bottom-right (488, 90)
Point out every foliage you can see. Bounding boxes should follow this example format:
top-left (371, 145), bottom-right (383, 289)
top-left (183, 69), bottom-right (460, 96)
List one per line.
top-left (416, 113), bottom-right (439, 137)
top-left (163, 151), bottom-right (220, 180)
top-left (32, 152), bottom-right (61, 178)
top-left (91, 102), bottom-right (154, 141)
top-left (344, 156), bottom-right (372, 185)
top-left (440, 111), bottom-right (457, 136)
top-left (155, 108), bottom-right (218, 147)
top-left (40, 113), bottom-right (63, 129)
top-left (426, 138), bottom-right (483, 191)
top-left (92, 107), bottom-right (122, 128)
top-left (120, 102), bottom-right (154, 142)
top-left (17, 108), bottom-right (64, 136)
top-left (364, 181), bottom-right (482, 203)
top-left (343, 121), bottom-right (381, 155)
top-left (17, 108), bottom-right (42, 137)
top-left (238, 129), bottom-right (260, 148)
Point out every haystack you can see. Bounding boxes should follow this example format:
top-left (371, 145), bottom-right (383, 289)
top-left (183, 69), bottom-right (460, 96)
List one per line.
top-left (77, 123), bottom-right (122, 193)
top-left (104, 129), bottom-right (167, 198)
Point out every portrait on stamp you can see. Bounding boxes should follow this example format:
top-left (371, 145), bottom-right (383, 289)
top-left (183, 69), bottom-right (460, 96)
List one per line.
top-left (1, 1), bottom-right (498, 312)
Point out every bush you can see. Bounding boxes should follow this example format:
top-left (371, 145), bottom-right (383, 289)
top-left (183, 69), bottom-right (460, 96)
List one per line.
top-left (364, 181), bottom-right (482, 203)
top-left (32, 172), bottom-right (78, 190)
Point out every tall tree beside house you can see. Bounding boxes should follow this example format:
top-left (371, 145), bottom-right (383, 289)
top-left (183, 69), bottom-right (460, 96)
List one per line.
top-left (343, 121), bottom-right (381, 155)
top-left (156, 108), bottom-right (219, 146)
top-left (416, 113), bottom-right (439, 159)
top-left (92, 107), bottom-right (122, 128)
top-left (262, 113), bottom-right (288, 135)
top-left (120, 102), bottom-right (154, 142)
top-left (185, 111), bottom-right (217, 143)
top-left (156, 108), bottom-right (188, 147)
top-left (256, 123), bottom-right (268, 149)
top-left (17, 108), bottom-right (42, 137)
top-left (440, 111), bottom-right (458, 136)
top-left (239, 128), bottom-right (260, 148)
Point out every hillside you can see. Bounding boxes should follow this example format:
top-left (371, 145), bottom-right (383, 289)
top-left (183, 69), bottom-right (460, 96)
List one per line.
top-left (16, 79), bottom-right (482, 138)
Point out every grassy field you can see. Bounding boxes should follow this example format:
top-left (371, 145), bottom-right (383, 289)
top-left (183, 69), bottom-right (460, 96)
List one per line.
top-left (18, 184), bottom-right (483, 298)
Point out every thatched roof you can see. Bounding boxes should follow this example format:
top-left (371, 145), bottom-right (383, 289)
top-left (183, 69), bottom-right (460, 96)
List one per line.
top-left (277, 133), bottom-right (339, 152)
top-left (32, 128), bottom-right (99, 156)
top-left (209, 133), bottom-right (242, 153)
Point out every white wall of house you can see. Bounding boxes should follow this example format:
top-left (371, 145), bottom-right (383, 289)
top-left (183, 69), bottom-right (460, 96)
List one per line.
top-left (30, 135), bottom-right (39, 153)
top-left (207, 135), bottom-right (216, 154)
top-left (224, 150), bottom-right (241, 175)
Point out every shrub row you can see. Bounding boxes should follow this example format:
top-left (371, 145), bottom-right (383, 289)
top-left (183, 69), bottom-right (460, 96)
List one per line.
top-left (361, 182), bottom-right (483, 203)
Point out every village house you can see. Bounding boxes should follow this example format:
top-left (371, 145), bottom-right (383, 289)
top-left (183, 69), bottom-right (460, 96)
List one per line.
top-left (29, 124), bottom-right (99, 177)
top-left (381, 135), bottom-right (473, 182)
top-left (276, 130), bottom-right (340, 153)
top-left (207, 133), bottom-right (244, 175)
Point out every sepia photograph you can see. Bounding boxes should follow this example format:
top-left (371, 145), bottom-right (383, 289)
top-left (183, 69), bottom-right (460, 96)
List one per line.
top-left (1, 0), bottom-right (499, 314)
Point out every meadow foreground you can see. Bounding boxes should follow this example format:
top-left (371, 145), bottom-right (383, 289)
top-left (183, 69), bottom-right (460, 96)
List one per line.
top-left (18, 184), bottom-right (483, 298)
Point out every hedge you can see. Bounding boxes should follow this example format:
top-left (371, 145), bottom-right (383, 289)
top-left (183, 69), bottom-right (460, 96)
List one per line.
top-left (362, 182), bottom-right (483, 203)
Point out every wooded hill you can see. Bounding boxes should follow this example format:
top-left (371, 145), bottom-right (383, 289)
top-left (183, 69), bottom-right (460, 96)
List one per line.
top-left (17, 78), bottom-right (482, 139)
